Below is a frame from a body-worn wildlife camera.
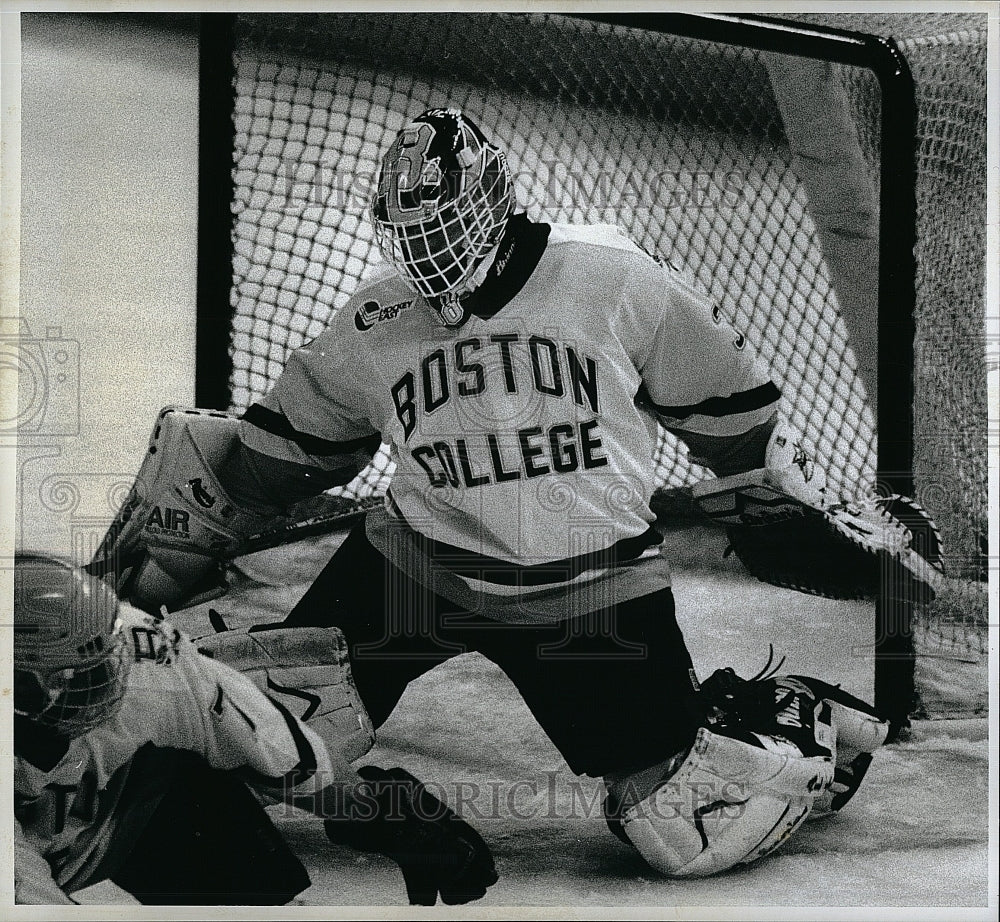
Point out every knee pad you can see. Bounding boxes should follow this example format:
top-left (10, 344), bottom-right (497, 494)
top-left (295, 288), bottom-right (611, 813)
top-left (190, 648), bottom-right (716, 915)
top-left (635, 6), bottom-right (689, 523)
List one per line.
top-left (197, 624), bottom-right (375, 763)
top-left (605, 726), bottom-right (833, 877)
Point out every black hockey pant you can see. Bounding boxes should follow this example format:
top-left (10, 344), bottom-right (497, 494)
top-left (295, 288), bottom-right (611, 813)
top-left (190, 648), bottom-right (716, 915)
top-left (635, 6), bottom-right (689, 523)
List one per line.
top-left (282, 524), bottom-right (702, 777)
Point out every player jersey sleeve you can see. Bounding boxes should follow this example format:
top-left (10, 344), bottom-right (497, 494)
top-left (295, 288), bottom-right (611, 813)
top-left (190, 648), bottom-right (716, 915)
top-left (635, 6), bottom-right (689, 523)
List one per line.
top-left (624, 258), bottom-right (780, 463)
top-left (120, 609), bottom-right (340, 798)
top-left (237, 303), bottom-right (382, 476)
top-left (222, 303), bottom-right (384, 511)
top-left (13, 818), bottom-right (75, 904)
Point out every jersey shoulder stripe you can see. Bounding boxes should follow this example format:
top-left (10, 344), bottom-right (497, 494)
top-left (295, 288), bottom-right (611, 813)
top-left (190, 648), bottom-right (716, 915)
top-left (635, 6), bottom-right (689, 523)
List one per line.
top-left (242, 403), bottom-right (381, 458)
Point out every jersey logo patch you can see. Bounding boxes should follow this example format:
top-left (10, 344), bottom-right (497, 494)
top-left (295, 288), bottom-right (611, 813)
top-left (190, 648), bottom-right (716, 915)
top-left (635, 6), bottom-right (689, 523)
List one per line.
top-left (354, 298), bottom-right (413, 331)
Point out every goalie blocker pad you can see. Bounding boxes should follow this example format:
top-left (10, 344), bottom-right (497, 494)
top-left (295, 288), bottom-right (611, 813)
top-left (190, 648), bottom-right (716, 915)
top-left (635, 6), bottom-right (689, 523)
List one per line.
top-left (692, 469), bottom-right (944, 603)
top-left (88, 407), bottom-right (279, 613)
top-left (196, 624), bottom-right (375, 765)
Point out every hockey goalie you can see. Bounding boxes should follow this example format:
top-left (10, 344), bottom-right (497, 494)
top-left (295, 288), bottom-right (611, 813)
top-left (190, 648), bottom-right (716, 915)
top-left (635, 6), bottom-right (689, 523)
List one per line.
top-left (90, 107), bottom-right (942, 880)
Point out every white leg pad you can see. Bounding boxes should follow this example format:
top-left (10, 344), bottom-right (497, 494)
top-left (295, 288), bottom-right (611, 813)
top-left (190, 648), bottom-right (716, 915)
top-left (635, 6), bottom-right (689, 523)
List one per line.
top-left (827, 698), bottom-right (889, 754)
top-left (616, 728), bottom-right (832, 877)
top-left (811, 697), bottom-right (889, 818)
top-left (196, 625), bottom-right (375, 763)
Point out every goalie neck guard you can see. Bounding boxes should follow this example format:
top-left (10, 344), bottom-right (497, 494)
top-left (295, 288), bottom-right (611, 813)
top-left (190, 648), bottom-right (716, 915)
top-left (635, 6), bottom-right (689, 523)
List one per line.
top-left (371, 107), bottom-right (514, 325)
top-left (13, 553), bottom-right (130, 739)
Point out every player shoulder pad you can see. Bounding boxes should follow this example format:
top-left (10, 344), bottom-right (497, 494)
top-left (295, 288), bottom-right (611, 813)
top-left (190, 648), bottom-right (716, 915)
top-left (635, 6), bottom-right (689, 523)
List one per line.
top-left (353, 259), bottom-right (407, 295)
top-left (546, 221), bottom-right (647, 258)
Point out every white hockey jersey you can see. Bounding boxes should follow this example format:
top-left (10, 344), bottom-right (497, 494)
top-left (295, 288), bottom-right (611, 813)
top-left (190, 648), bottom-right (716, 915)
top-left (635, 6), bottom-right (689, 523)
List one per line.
top-left (14, 605), bottom-right (337, 900)
top-left (238, 215), bottom-right (778, 611)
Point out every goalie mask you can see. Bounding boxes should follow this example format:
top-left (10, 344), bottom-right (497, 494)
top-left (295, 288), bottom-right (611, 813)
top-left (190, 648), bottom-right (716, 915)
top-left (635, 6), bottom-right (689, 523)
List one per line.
top-left (371, 107), bottom-right (514, 325)
top-left (14, 553), bottom-right (130, 739)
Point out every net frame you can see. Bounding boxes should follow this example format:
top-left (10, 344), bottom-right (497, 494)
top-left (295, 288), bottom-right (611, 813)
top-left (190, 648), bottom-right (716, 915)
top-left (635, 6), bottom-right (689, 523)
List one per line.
top-left (195, 11), bottom-right (986, 733)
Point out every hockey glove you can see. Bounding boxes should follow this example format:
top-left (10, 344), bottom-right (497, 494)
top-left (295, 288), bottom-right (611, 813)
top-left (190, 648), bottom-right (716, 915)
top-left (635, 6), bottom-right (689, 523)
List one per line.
top-left (692, 422), bottom-right (944, 601)
top-left (324, 766), bottom-right (497, 905)
top-left (87, 407), bottom-right (278, 613)
top-left (196, 622), bottom-right (376, 764)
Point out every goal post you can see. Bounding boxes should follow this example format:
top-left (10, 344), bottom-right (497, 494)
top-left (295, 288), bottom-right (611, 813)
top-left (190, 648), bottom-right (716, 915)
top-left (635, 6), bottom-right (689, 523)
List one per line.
top-left (197, 10), bottom-right (988, 730)
top-left (197, 12), bottom-right (238, 412)
top-left (542, 12), bottom-right (922, 736)
top-left (577, 11), bottom-right (919, 492)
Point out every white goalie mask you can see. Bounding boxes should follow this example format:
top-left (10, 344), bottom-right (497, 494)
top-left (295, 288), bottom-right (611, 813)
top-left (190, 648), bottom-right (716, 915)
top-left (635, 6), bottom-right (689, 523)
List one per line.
top-left (371, 107), bottom-right (514, 325)
top-left (14, 553), bottom-right (130, 739)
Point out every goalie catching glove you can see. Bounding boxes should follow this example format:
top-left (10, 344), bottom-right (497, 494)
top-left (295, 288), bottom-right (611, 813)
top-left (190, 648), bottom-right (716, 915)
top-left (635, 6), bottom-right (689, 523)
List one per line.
top-left (692, 421), bottom-right (944, 602)
top-left (87, 407), bottom-right (279, 613)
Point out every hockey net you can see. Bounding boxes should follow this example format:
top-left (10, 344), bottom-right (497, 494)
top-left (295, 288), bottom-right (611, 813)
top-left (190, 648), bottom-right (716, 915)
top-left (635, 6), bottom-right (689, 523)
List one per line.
top-left (764, 12), bottom-right (988, 719)
top-left (224, 12), bottom-right (987, 717)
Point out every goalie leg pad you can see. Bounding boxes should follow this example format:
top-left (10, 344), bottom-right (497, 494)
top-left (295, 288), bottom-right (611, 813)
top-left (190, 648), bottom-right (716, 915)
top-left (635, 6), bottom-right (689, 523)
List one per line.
top-left (197, 625), bottom-right (375, 764)
top-left (606, 727), bottom-right (831, 877)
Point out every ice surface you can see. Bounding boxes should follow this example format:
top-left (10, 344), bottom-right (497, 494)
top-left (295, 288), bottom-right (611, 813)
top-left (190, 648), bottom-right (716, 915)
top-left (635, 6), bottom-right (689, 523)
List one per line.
top-left (158, 525), bottom-right (989, 911)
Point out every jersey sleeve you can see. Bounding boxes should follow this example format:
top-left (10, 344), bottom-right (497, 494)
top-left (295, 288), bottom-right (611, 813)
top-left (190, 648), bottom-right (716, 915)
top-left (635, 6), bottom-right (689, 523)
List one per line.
top-left (237, 303), bottom-right (382, 476)
top-left (224, 304), bottom-right (384, 510)
top-left (14, 818), bottom-right (75, 904)
top-left (625, 259), bottom-right (780, 443)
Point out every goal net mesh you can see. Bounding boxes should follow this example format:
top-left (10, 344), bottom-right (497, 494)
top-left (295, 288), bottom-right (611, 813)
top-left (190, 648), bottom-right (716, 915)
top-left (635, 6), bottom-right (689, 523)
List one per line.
top-left (226, 12), bottom-right (987, 714)
top-left (771, 13), bottom-right (987, 714)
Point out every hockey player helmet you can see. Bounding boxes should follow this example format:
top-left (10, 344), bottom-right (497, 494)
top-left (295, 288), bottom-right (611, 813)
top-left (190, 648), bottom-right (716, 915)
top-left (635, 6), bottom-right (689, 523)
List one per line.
top-left (13, 553), bottom-right (130, 738)
top-left (371, 107), bottom-right (514, 324)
